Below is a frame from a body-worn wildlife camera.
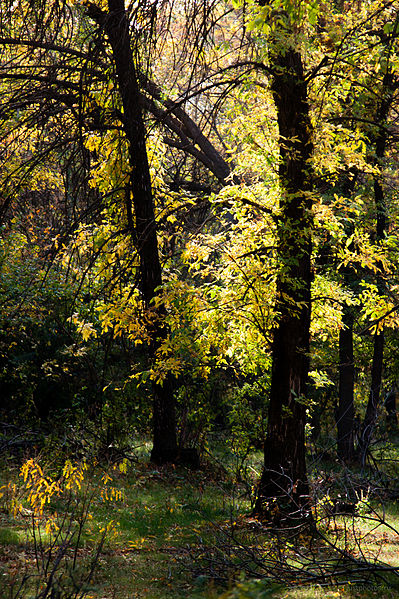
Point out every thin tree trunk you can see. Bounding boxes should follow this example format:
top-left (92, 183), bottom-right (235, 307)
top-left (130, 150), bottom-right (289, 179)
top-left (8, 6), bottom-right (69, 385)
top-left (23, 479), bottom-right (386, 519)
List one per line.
top-left (357, 67), bottom-right (395, 463)
top-left (255, 44), bottom-right (313, 523)
top-left (92, 0), bottom-right (178, 463)
top-left (335, 169), bottom-right (357, 461)
top-left (359, 331), bottom-right (384, 465)
top-left (385, 387), bottom-right (398, 431)
top-left (337, 308), bottom-right (355, 461)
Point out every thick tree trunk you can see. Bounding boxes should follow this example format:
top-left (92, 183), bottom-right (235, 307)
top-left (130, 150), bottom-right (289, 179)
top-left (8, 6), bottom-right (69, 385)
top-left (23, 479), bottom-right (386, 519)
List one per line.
top-left (255, 45), bottom-right (313, 523)
top-left (97, 0), bottom-right (177, 463)
top-left (337, 308), bottom-right (355, 461)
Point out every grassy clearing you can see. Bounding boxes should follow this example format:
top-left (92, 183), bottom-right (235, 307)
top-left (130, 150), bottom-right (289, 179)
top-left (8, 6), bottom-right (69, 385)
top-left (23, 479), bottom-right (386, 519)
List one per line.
top-left (1, 451), bottom-right (399, 599)
top-left (0, 457), bottom-right (241, 599)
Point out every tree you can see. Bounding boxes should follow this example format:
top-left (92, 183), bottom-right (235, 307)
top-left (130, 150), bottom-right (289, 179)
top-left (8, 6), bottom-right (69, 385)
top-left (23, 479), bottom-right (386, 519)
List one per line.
top-left (318, 3), bottom-right (399, 463)
top-left (337, 179), bottom-right (357, 463)
top-left (1, 0), bottom-right (399, 489)
top-left (0, 0), bottom-right (237, 463)
top-left (358, 10), bottom-right (399, 464)
top-left (84, 0), bottom-right (179, 463)
top-left (253, 1), bottom-right (314, 521)
top-left (253, 0), bottom-right (399, 516)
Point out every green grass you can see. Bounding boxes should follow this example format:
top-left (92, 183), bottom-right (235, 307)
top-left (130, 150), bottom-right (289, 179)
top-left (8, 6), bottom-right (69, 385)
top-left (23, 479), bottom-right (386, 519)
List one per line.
top-left (0, 458), bottom-right (242, 598)
top-left (87, 465), bottom-right (243, 599)
top-left (2, 449), bottom-right (399, 599)
top-left (0, 527), bottom-right (20, 544)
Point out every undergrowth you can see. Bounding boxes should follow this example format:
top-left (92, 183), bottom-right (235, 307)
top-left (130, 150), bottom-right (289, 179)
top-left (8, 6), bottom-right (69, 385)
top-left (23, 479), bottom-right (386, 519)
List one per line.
top-left (1, 442), bottom-right (399, 599)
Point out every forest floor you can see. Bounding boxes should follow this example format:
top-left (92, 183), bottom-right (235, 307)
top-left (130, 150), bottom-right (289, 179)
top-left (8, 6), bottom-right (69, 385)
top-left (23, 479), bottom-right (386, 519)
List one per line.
top-left (1, 439), bottom-right (399, 598)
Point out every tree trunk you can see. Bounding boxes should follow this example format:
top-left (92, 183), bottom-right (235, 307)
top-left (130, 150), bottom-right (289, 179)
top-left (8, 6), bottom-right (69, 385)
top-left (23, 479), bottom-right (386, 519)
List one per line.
top-left (385, 387), bottom-right (398, 431)
top-left (97, 0), bottom-right (177, 463)
top-left (337, 308), bottom-right (355, 461)
top-left (359, 331), bottom-right (384, 465)
top-left (357, 66), bottom-right (395, 463)
top-left (255, 45), bottom-right (313, 523)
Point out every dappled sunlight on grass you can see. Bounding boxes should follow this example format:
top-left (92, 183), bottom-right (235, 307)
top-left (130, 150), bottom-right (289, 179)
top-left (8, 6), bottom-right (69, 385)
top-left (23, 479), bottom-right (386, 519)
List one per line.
top-left (2, 453), bottom-right (399, 599)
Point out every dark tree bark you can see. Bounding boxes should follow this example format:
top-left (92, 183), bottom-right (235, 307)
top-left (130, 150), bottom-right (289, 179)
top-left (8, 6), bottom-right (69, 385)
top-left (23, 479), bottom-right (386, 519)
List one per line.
top-left (0, 3), bottom-right (236, 459)
top-left (385, 387), bottom-right (398, 431)
top-left (90, 0), bottom-right (178, 464)
top-left (139, 76), bottom-right (234, 185)
top-left (337, 308), bottom-right (355, 461)
top-left (359, 330), bottom-right (384, 463)
top-left (255, 45), bottom-right (314, 523)
top-left (358, 67), bottom-right (397, 464)
top-left (335, 173), bottom-right (357, 461)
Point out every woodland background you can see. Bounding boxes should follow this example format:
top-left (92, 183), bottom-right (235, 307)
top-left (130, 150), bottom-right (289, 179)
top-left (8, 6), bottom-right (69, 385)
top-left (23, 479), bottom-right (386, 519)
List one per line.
top-left (1, 1), bottom-right (399, 598)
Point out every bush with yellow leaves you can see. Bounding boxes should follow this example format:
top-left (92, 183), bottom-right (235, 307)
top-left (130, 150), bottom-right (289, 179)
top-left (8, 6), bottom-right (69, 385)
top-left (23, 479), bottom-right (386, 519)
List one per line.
top-left (0, 456), bottom-right (127, 599)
